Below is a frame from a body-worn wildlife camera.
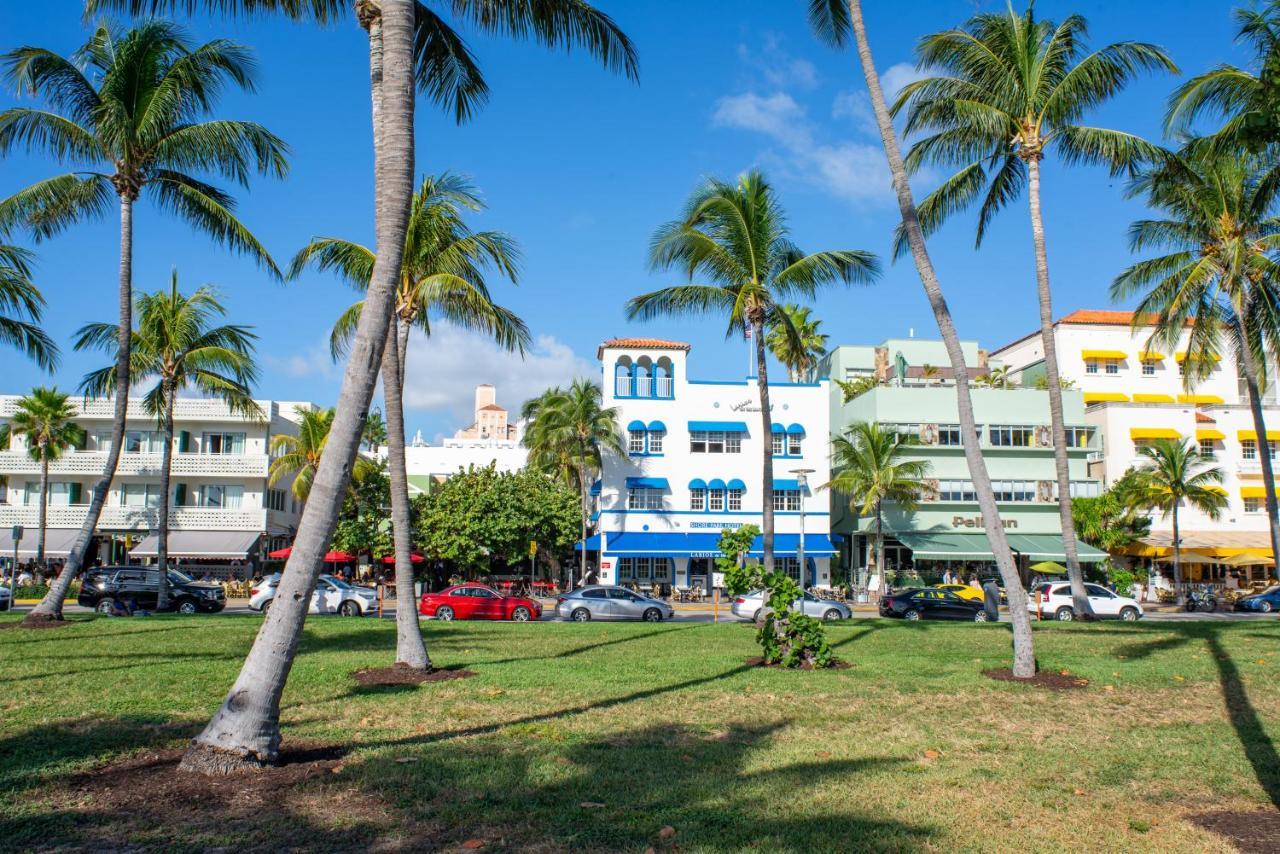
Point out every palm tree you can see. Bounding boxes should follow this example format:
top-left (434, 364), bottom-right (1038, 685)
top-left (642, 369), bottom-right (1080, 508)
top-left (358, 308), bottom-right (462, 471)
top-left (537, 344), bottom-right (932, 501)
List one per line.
top-left (627, 170), bottom-right (878, 576)
top-left (268, 408), bottom-right (376, 503)
top-left (889, 4), bottom-right (1175, 620)
top-left (75, 272), bottom-right (260, 610)
top-left (102, 0), bottom-right (635, 775)
top-left (806, 0), bottom-right (1039, 678)
top-left (0, 243), bottom-right (57, 370)
top-left (290, 171), bottom-right (527, 671)
top-left (975, 365), bottom-right (1015, 389)
top-left (1130, 438), bottom-right (1227, 606)
top-left (1167, 1), bottom-right (1280, 154)
top-left (0, 21), bottom-right (284, 624)
top-left (766, 304), bottom-right (827, 382)
top-left (1114, 147), bottom-right (1280, 585)
top-left (521, 380), bottom-right (623, 590)
top-left (0, 388), bottom-right (83, 567)
top-left (362, 409), bottom-right (387, 452)
top-left (826, 423), bottom-right (930, 598)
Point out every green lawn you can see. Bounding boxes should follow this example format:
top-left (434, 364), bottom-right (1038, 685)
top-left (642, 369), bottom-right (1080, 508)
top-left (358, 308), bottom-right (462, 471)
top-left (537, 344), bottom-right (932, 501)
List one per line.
top-left (0, 615), bottom-right (1277, 851)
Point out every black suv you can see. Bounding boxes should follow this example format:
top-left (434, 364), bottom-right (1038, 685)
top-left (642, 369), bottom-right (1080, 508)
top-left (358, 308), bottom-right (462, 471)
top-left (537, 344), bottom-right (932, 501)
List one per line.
top-left (78, 567), bottom-right (226, 615)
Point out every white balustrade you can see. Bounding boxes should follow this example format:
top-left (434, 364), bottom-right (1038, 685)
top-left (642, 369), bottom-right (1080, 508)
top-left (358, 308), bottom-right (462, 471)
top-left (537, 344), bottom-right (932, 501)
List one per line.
top-left (654, 377), bottom-right (673, 398)
top-left (0, 451), bottom-right (268, 477)
top-left (0, 505), bottom-right (267, 531)
top-left (0, 396), bottom-right (275, 422)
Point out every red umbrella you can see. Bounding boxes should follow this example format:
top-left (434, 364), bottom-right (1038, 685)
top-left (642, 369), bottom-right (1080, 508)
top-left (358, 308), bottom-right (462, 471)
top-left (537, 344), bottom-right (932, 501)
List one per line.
top-left (268, 546), bottom-right (292, 560)
top-left (323, 551), bottom-right (357, 562)
top-left (381, 552), bottom-right (425, 565)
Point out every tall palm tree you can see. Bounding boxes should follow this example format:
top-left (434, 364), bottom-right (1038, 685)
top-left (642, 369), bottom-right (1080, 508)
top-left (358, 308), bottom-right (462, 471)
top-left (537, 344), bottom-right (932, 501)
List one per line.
top-left (0, 243), bottom-right (57, 370)
top-left (0, 388), bottom-right (83, 567)
top-left (0, 20), bottom-right (284, 624)
top-left (766, 304), bottom-right (827, 382)
top-left (521, 380), bottom-right (623, 590)
top-left (889, 4), bottom-right (1176, 619)
top-left (1130, 438), bottom-right (1227, 606)
top-left (826, 422), bottom-right (930, 597)
top-left (1114, 147), bottom-right (1280, 585)
top-left (627, 170), bottom-right (878, 576)
top-left (290, 171), bottom-right (527, 671)
top-left (807, 0), bottom-right (1039, 677)
top-left (267, 408), bottom-right (376, 503)
top-left (1167, 1), bottom-right (1280, 154)
top-left (75, 272), bottom-right (260, 610)
top-left (362, 408), bottom-right (387, 452)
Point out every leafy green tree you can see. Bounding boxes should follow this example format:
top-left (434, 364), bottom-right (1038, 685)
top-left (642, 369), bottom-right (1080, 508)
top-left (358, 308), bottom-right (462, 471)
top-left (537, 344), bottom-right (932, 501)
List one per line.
top-left (0, 20), bottom-right (283, 624)
top-left (332, 460), bottom-right (394, 560)
top-left (0, 387), bottom-right (83, 566)
top-left (75, 271), bottom-right (260, 609)
top-left (826, 422), bottom-right (930, 597)
top-left (807, 0), bottom-right (1040, 678)
top-left (833, 375), bottom-right (879, 403)
top-left (891, 3), bottom-right (1175, 620)
top-left (362, 408), bottom-right (388, 452)
top-left (628, 170), bottom-right (878, 574)
top-left (1167, 1), bottom-right (1280, 154)
top-left (1071, 469), bottom-right (1152, 554)
top-left (0, 243), bottom-right (56, 370)
top-left (766, 304), bottom-right (827, 382)
top-left (1129, 438), bottom-right (1227, 605)
top-left (521, 380), bottom-right (623, 588)
top-left (1113, 146), bottom-right (1280, 583)
top-left (719, 524), bottom-right (832, 668)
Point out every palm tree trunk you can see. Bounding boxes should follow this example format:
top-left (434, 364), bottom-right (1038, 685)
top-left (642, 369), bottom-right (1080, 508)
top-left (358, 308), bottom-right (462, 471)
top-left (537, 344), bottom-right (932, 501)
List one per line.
top-left (576, 452), bottom-right (588, 590)
top-left (1235, 332), bottom-right (1280, 583)
top-left (381, 314), bottom-right (430, 669)
top-left (178, 0), bottom-right (417, 773)
top-left (1025, 156), bottom-right (1093, 619)
top-left (1172, 502), bottom-right (1183, 608)
top-left (845, 0), bottom-right (1036, 677)
top-left (36, 451), bottom-right (48, 567)
top-left (754, 320), bottom-right (775, 574)
top-left (397, 315), bottom-right (411, 390)
top-left (24, 194), bottom-right (135, 624)
top-left (875, 497), bottom-right (886, 599)
top-left (156, 384), bottom-right (175, 612)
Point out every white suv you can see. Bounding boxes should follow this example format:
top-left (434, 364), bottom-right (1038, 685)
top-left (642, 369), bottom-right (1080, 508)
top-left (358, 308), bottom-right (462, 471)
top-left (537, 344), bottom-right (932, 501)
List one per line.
top-left (1028, 582), bottom-right (1143, 621)
top-left (249, 573), bottom-right (378, 616)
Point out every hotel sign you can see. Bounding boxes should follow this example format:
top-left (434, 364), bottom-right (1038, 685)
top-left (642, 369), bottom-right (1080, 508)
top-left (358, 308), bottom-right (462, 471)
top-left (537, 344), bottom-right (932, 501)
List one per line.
top-left (952, 515), bottom-right (1017, 530)
top-left (729, 399), bottom-right (766, 412)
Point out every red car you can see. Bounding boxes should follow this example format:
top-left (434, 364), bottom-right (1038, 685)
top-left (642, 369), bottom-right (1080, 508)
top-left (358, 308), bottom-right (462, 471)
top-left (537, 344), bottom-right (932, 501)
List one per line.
top-left (418, 583), bottom-right (542, 622)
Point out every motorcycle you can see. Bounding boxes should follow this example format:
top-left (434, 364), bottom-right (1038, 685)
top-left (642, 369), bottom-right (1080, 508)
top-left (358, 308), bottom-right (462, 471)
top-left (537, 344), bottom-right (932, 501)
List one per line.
top-left (1185, 589), bottom-right (1218, 613)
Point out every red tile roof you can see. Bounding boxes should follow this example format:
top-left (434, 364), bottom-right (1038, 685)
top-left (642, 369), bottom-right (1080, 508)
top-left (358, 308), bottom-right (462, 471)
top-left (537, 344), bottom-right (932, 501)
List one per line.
top-left (1059, 309), bottom-right (1192, 326)
top-left (477, 404), bottom-right (506, 412)
top-left (1195, 412), bottom-right (1215, 423)
top-left (597, 338), bottom-right (691, 358)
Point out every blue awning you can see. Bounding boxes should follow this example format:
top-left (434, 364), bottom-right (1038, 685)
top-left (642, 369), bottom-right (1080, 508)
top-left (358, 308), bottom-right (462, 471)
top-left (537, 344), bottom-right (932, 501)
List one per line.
top-left (749, 533), bottom-right (836, 556)
top-left (688, 478), bottom-right (707, 490)
top-left (625, 477), bottom-right (669, 489)
top-left (727, 478), bottom-right (746, 491)
top-left (707, 478), bottom-right (727, 491)
top-left (771, 422), bottom-right (786, 433)
top-left (573, 534), bottom-right (602, 551)
top-left (627, 419), bottom-right (646, 431)
top-left (603, 532), bottom-right (836, 557)
top-left (773, 478), bottom-right (801, 491)
top-left (688, 420), bottom-right (748, 432)
top-left (786, 423), bottom-right (805, 435)
top-left (648, 419), bottom-right (666, 432)
top-left (589, 479), bottom-right (601, 496)
top-left (605, 533), bottom-right (701, 555)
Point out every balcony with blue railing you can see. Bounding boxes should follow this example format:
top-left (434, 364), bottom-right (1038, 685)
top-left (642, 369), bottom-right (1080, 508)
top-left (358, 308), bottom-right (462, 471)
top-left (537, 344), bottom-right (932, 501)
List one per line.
top-left (613, 355), bottom-right (676, 400)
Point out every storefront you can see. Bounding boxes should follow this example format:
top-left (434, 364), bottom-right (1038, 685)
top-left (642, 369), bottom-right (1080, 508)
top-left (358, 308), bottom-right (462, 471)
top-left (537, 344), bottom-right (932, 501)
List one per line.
top-left (598, 531), bottom-right (838, 591)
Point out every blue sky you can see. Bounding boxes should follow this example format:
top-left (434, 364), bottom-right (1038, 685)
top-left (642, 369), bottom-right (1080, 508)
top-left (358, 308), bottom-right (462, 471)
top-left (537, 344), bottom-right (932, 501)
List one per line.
top-left (0, 0), bottom-right (1247, 439)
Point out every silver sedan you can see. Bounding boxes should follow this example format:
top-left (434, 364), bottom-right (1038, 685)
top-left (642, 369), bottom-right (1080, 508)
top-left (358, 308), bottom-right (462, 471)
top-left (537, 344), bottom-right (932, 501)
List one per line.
top-left (730, 590), bottom-right (851, 622)
top-left (556, 586), bottom-right (676, 622)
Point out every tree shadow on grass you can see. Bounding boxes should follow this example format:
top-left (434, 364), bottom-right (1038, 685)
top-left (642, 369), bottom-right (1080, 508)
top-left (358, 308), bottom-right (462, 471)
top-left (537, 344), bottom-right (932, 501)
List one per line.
top-left (475, 622), bottom-right (700, 667)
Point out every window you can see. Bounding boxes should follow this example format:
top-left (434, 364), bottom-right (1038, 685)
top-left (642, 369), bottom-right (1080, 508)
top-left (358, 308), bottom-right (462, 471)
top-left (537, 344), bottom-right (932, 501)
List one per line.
top-left (727, 488), bottom-right (743, 511)
top-left (627, 487), bottom-right (664, 510)
top-left (628, 429), bottom-right (645, 455)
top-left (772, 490), bottom-right (801, 511)
top-left (1064, 427), bottom-right (1094, 448)
top-left (266, 489), bottom-right (288, 512)
top-left (124, 430), bottom-right (163, 454)
top-left (647, 430), bottom-right (664, 455)
top-left (690, 431), bottom-right (740, 454)
top-left (708, 489), bottom-right (725, 511)
top-left (690, 488), bottom-right (705, 511)
top-left (582, 588), bottom-right (607, 599)
top-left (937, 480), bottom-right (978, 501)
top-left (989, 425), bottom-right (1033, 447)
top-left (1053, 481), bottom-right (1102, 499)
top-left (47, 482), bottom-right (81, 506)
top-left (788, 434), bottom-right (802, 456)
top-left (937, 424), bottom-right (963, 446)
top-left (771, 434), bottom-right (784, 455)
top-left (1142, 361), bottom-right (1156, 376)
top-left (1243, 439), bottom-right (1257, 460)
top-left (120, 483), bottom-right (161, 507)
top-left (1199, 439), bottom-right (1216, 459)
top-left (1245, 497), bottom-right (1262, 513)
top-left (21, 482), bottom-right (39, 506)
top-left (991, 480), bottom-right (1034, 502)
top-left (777, 556), bottom-right (801, 583)
top-left (1105, 360), bottom-right (1119, 375)
top-left (618, 557), bottom-right (670, 581)
top-left (202, 432), bottom-right (246, 455)
top-left (1085, 584), bottom-right (1114, 598)
top-left (1085, 360), bottom-right (1098, 374)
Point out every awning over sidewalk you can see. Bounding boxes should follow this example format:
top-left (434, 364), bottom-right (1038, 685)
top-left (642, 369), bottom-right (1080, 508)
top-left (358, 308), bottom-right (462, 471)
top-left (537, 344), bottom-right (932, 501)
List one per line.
top-left (602, 532), bottom-right (837, 558)
top-left (129, 530), bottom-right (260, 559)
top-left (1137, 531), bottom-right (1273, 559)
top-left (0, 528), bottom-right (81, 557)
top-left (894, 532), bottom-right (1107, 562)
top-left (573, 534), bottom-right (601, 551)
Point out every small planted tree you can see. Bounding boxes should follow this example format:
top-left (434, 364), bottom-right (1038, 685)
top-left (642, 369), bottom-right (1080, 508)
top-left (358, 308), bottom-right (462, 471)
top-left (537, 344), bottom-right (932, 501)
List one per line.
top-left (719, 525), bottom-right (833, 669)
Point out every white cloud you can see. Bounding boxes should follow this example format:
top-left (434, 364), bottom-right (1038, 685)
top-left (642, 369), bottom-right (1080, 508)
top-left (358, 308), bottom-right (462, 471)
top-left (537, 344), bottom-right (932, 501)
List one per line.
top-left (737, 35), bottom-right (820, 91)
top-left (400, 324), bottom-right (595, 425)
top-left (262, 338), bottom-right (340, 381)
top-left (831, 90), bottom-right (878, 137)
top-left (712, 92), bottom-right (808, 148)
top-left (879, 62), bottom-right (928, 102)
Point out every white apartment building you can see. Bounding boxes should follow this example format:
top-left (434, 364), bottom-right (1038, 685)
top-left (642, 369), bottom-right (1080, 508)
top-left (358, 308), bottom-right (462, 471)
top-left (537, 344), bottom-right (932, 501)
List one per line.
top-left (0, 396), bottom-right (314, 574)
top-left (994, 309), bottom-right (1277, 566)
top-left (594, 337), bottom-right (834, 590)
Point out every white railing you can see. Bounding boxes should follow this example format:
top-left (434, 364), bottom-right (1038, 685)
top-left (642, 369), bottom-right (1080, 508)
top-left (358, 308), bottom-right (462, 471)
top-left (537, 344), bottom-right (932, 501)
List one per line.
top-left (0, 451), bottom-right (269, 478)
top-left (0, 505), bottom-right (267, 531)
top-left (615, 377), bottom-right (633, 397)
top-left (634, 377), bottom-right (652, 398)
top-left (1239, 459), bottom-right (1263, 474)
top-left (654, 377), bottom-right (673, 398)
top-left (0, 396), bottom-right (275, 422)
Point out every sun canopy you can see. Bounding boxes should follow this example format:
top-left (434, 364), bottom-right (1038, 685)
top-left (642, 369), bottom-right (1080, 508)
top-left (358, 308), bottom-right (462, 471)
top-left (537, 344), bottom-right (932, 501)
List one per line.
top-left (573, 534), bottom-right (601, 551)
top-left (1238, 430), bottom-right (1280, 441)
top-left (1178, 394), bottom-right (1224, 405)
top-left (130, 530), bottom-right (260, 559)
top-left (603, 532), bottom-right (836, 557)
top-left (787, 423), bottom-right (805, 434)
top-left (0, 528), bottom-right (80, 557)
top-left (1084, 392), bottom-right (1128, 403)
top-left (1133, 394), bottom-right (1174, 403)
top-left (1130, 428), bottom-right (1181, 440)
top-left (1081, 350), bottom-right (1127, 360)
top-left (688, 421), bottom-right (747, 432)
top-left (1196, 429), bottom-right (1226, 441)
top-left (625, 477), bottom-right (669, 490)
top-left (626, 419), bottom-right (646, 431)
top-left (1029, 561), bottom-right (1068, 575)
top-left (688, 478), bottom-right (707, 490)
top-left (896, 532), bottom-right (1106, 562)
top-left (727, 478), bottom-right (746, 491)
top-left (647, 420), bottom-right (666, 432)
top-left (707, 478), bottom-right (727, 491)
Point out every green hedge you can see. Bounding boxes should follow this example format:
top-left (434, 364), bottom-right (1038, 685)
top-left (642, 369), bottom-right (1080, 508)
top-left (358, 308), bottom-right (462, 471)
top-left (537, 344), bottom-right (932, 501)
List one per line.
top-left (8, 581), bottom-right (81, 600)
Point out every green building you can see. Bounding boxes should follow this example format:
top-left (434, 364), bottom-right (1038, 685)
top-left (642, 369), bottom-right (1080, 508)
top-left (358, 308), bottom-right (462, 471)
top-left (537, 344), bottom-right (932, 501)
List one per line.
top-left (815, 340), bottom-right (1106, 589)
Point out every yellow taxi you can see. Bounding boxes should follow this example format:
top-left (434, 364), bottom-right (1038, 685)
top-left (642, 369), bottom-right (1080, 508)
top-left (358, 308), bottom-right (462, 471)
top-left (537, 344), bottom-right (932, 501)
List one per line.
top-left (933, 583), bottom-right (985, 602)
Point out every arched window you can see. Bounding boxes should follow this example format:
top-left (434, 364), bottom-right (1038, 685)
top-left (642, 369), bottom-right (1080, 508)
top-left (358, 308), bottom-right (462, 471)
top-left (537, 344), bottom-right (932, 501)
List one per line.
top-left (635, 357), bottom-right (653, 398)
top-left (654, 357), bottom-right (674, 398)
top-left (614, 358), bottom-right (633, 397)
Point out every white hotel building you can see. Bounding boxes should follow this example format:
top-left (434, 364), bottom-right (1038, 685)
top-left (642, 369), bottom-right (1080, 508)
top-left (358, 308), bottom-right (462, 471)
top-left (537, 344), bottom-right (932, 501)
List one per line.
top-left (995, 309), bottom-right (1279, 568)
top-left (0, 396), bottom-right (313, 574)
top-left (592, 338), bottom-right (834, 590)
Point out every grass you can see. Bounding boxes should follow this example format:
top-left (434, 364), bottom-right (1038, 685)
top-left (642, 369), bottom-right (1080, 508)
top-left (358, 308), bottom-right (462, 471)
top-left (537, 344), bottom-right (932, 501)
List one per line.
top-left (0, 614), bottom-right (1277, 851)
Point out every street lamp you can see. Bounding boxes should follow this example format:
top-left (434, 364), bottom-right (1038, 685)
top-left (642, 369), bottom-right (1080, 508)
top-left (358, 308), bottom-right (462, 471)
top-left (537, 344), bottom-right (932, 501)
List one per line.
top-left (791, 468), bottom-right (814, 591)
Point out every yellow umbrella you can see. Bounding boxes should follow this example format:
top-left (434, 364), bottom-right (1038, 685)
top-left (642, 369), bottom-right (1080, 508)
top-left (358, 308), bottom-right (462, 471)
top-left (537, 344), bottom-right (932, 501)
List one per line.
top-left (1219, 552), bottom-right (1275, 568)
top-left (1154, 552), bottom-right (1216, 565)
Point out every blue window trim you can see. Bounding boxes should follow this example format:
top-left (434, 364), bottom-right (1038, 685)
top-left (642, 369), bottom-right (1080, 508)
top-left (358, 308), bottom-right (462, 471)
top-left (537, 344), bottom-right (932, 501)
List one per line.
top-left (626, 425), bottom-right (667, 457)
top-left (613, 358), bottom-right (677, 400)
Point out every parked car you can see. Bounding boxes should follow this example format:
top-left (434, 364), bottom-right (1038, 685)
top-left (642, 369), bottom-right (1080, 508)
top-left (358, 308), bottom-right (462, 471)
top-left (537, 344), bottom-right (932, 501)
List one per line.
top-left (249, 573), bottom-right (377, 616)
top-left (0, 585), bottom-right (10, 611)
top-left (730, 590), bottom-right (851, 622)
top-left (556, 586), bottom-right (674, 622)
top-left (420, 583), bottom-right (542, 621)
top-left (1234, 584), bottom-right (1280, 613)
top-left (1027, 582), bottom-right (1142, 621)
top-left (880, 588), bottom-right (989, 621)
top-left (78, 567), bottom-right (225, 614)
top-left (932, 583), bottom-right (985, 602)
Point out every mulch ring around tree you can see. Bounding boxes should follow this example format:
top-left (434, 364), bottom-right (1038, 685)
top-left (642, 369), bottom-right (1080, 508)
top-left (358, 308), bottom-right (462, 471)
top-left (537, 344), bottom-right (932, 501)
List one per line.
top-left (982, 667), bottom-right (1089, 690)
top-left (0, 617), bottom-right (84, 630)
top-left (351, 663), bottom-right (478, 686)
top-left (1187, 809), bottom-right (1280, 853)
top-left (744, 656), bottom-right (853, 671)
